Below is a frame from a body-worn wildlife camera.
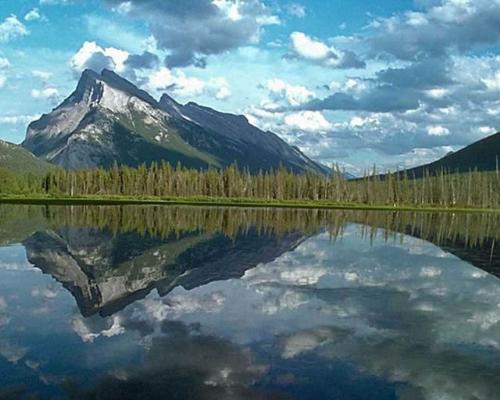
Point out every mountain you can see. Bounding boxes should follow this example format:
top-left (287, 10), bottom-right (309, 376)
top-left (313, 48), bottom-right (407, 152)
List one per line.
top-left (22, 69), bottom-right (327, 174)
top-left (404, 131), bottom-right (500, 177)
top-left (0, 139), bottom-right (53, 175)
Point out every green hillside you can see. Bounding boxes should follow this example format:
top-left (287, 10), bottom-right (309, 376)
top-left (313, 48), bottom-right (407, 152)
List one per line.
top-left (405, 131), bottom-right (500, 177)
top-left (0, 139), bottom-right (54, 175)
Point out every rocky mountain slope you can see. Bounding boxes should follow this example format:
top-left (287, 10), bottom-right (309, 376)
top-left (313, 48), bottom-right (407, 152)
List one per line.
top-left (0, 139), bottom-right (53, 175)
top-left (22, 69), bottom-right (327, 174)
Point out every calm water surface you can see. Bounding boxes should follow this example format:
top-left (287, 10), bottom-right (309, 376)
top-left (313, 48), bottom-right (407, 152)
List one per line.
top-left (0, 205), bottom-right (499, 399)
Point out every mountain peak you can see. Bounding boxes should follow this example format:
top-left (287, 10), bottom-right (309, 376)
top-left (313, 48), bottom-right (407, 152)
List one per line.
top-left (159, 93), bottom-right (184, 118)
top-left (72, 69), bottom-right (158, 108)
top-left (23, 69), bottom-right (327, 174)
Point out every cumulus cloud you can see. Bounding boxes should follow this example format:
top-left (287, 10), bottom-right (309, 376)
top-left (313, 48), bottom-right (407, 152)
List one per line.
top-left (251, 1), bottom-right (499, 171)
top-left (104, 0), bottom-right (279, 68)
top-left (0, 15), bottom-right (29, 42)
top-left (32, 70), bottom-right (53, 80)
top-left (24, 8), bottom-right (42, 21)
top-left (427, 125), bottom-right (450, 136)
top-left (0, 114), bottom-right (41, 125)
top-left (31, 87), bottom-right (60, 102)
top-left (124, 51), bottom-right (159, 70)
top-left (146, 66), bottom-right (231, 100)
top-left (289, 32), bottom-right (365, 69)
top-left (261, 78), bottom-right (316, 109)
top-left (0, 57), bottom-right (9, 70)
top-left (367, 0), bottom-right (500, 60)
top-left (284, 111), bottom-right (332, 133)
top-left (70, 41), bottom-right (129, 75)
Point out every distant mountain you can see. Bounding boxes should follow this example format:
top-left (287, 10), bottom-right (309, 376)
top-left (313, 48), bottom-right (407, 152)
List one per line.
top-left (22, 69), bottom-right (327, 174)
top-left (404, 131), bottom-right (500, 177)
top-left (0, 139), bottom-right (53, 175)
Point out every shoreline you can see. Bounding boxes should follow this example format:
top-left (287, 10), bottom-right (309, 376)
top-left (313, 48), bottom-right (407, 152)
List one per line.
top-left (0, 195), bottom-right (498, 214)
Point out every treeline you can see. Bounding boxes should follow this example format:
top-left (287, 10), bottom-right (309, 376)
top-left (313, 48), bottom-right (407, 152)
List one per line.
top-left (1, 162), bottom-right (499, 209)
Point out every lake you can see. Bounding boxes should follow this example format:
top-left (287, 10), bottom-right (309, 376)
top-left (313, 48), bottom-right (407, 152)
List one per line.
top-left (0, 204), bottom-right (499, 399)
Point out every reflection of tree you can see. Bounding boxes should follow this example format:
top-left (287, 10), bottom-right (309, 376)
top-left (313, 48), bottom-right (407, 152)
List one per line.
top-left (4, 204), bottom-right (500, 247)
top-left (64, 321), bottom-right (290, 400)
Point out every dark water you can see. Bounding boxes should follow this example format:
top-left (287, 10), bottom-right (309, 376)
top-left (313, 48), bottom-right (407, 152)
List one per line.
top-left (0, 205), bottom-right (499, 400)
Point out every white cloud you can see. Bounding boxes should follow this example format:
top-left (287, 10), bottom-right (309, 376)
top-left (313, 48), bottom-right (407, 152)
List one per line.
top-left (291, 32), bottom-right (331, 61)
top-left (31, 87), bottom-right (60, 100)
top-left (70, 41), bottom-right (129, 74)
top-left (290, 31), bottom-right (365, 69)
top-left (213, 0), bottom-right (244, 21)
top-left (427, 125), bottom-right (450, 136)
top-left (0, 57), bottom-right (9, 70)
top-left (287, 3), bottom-right (307, 18)
top-left (113, 1), bottom-right (133, 15)
top-left (32, 70), bottom-right (53, 80)
top-left (207, 77), bottom-right (232, 100)
top-left (0, 15), bottom-right (29, 42)
top-left (24, 8), bottom-right (42, 22)
top-left (349, 115), bottom-right (381, 129)
top-left (425, 88), bottom-right (449, 98)
top-left (264, 78), bottom-right (315, 107)
top-left (284, 111), bottom-right (332, 132)
top-left (146, 67), bottom-right (231, 100)
top-left (477, 126), bottom-right (496, 135)
top-left (0, 76), bottom-right (5, 89)
top-left (0, 114), bottom-right (41, 125)
top-left (482, 72), bottom-right (500, 92)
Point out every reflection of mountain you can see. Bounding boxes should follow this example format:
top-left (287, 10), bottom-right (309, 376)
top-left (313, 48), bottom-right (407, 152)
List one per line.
top-left (24, 226), bottom-right (307, 317)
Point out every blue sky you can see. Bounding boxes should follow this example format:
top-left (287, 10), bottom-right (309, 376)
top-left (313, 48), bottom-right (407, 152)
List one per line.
top-left (0, 0), bottom-right (499, 174)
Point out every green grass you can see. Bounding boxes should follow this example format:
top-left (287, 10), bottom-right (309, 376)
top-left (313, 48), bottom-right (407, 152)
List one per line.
top-left (0, 194), bottom-right (499, 214)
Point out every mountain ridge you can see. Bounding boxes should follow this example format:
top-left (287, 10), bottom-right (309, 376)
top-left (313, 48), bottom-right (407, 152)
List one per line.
top-left (402, 131), bottom-right (500, 178)
top-left (22, 69), bottom-right (328, 174)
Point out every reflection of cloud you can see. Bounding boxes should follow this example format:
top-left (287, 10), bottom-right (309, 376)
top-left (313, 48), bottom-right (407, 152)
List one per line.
top-left (0, 340), bottom-right (29, 364)
top-left (139, 292), bottom-right (226, 322)
top-left (282, 327), bottom-right (347, 359)
top-left (72, 315), bottom-right (125, 343)
top-left (257, 288), bottom-right (309, 315)
top-left (419, 266), bottom-right (442, 278)
top-left (0, 296), bottom-right (9, 327)
top-left (64, 321), bottom-right (282, 400)
top-left (31, 286), bottom-right (58, 299)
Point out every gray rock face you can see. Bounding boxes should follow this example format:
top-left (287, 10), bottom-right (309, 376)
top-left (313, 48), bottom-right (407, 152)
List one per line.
top-left (22, 69), bottom-right (327, 173)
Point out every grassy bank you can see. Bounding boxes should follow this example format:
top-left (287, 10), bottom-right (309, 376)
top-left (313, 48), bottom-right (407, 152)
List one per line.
top-left (0, 194), bottom-right (499, 214)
